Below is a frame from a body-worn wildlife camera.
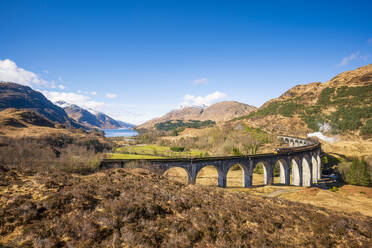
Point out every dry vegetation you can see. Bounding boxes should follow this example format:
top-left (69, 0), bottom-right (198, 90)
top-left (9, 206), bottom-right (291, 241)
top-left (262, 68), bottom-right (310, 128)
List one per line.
top-left (0, 132), bottom-right (110, 175)
top-left (1, 167), bottom-right (371, 247)
top-left (141, 124), bottom-right (280, 156)
top-left (164, 166), bottom-right (372, 217)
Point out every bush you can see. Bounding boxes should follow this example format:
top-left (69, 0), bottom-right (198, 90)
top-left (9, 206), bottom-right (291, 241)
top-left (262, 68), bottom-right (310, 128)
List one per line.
top-left (0, 135), bottom-right (106, 175)
top-left (318, 87), bottom-right (335, 106)
top-left (170, 146), bottom-right (185, 152)
top-left (361, 119), bottom-right (372, 135)
top-left (329, 186), bottom-right (339, 192)
top-left (232, 147), bottom-right (241, 156)
top-left (278, 102), bottom-right (304, 117)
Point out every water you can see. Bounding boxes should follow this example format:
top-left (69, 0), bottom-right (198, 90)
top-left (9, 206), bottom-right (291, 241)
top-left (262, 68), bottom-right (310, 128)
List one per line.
top-left (102, 128), bottom-right (138, 138)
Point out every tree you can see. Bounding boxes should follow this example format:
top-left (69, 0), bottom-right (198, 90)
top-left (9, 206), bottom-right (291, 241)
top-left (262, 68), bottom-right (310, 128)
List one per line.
top-left (346, 158), bottom-right (371, 186)
top-left (347, 159), bottom-right (359, 185)
top-left (360, 159), bottom-right (371, 186)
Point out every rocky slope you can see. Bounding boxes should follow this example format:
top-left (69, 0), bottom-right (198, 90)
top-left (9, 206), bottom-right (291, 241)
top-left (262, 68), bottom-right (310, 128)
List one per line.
top-left (138, 101), bottom-right (256, 129)
top-left (0, 82), bottom-right (79, 128)
top-left (234, 64), bottom-right (372, 139)
top-left (56, 101), bottom-right (133, 129)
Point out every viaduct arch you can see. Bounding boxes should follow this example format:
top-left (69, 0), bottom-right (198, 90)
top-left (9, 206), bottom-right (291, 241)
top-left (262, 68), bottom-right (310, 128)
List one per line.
top-left (101, 136), bottom-right (322, 188)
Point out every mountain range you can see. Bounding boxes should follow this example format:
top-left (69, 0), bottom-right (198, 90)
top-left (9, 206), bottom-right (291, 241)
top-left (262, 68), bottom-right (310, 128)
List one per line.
top-left (0, 82), bottom-right (80, 128)
top-left (1, 63), bottom-right (371, 140)
top-left (0, 82), bottom-right (132, 130)
top-left (137, 101), bottom-right (257, 129)
top-left (55, 101), bottom-right (133, 129)
top-left (136, 64), bottom-right (372, 147)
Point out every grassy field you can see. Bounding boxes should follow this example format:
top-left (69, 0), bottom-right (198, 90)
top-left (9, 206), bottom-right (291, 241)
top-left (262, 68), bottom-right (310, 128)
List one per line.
top-left (109, 153), bottom-right (164, 159)
top-left (114, 144), bottom-right (207, 158)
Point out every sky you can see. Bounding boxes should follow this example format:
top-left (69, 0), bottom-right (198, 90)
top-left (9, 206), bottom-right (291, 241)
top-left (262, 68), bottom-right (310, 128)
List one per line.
top-left (0, 0), bottom-right (372, 124)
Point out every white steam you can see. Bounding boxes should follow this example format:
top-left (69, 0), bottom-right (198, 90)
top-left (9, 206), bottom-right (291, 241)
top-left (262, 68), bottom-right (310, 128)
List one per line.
top-left (307, 123), bottom-right (338, 143)
top-left (307, 132), bottom-right (337, 143)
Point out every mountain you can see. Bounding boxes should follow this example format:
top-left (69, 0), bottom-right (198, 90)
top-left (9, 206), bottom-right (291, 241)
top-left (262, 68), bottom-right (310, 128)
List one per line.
top-left (0, 82), bottom-right (79, 128)
top-left (0, 108), bottom-right (55, 129)
top-left (234, 64), bottom-right (372, 139)
top-left (56, 101), bottom-right (133, 129)
top-left (138, 101), bottom-right (257, 129)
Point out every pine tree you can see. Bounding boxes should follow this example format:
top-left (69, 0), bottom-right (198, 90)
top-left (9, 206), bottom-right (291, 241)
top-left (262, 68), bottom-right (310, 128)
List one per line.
top-left (348, 159), bottom-right (359, 185)
top-left (359, 159), bottom-right (371, 187)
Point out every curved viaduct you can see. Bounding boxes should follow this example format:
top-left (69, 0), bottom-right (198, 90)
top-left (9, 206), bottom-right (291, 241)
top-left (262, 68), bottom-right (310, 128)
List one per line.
top-left (101, 136), bottom-right (322, 188)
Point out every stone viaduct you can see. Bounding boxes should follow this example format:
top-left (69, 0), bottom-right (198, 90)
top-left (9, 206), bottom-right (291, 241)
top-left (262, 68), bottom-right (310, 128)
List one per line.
top-left (101, 136), bottom-right (322, 188)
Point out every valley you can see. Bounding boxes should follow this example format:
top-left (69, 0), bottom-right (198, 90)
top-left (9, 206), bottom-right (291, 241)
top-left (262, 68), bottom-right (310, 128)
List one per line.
top-left (2, 2), bottom-right (372, 246)
top-left (1, 63), bottom-right (372, 247)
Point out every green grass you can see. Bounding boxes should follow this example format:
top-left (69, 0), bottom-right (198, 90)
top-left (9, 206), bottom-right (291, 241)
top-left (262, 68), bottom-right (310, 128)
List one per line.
top-left (113, 144), bottom-right (206, 158)
top-left (109, 153), bottom-right (164, 159)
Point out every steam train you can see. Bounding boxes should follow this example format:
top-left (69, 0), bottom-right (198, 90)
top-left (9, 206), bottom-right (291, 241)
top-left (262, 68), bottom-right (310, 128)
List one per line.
top-left (274, 137), bottom-right (319, 154)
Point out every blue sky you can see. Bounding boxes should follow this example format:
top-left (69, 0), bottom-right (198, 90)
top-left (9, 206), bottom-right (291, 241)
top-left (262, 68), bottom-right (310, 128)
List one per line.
top-left (0, 0), bottom-right (371, 124)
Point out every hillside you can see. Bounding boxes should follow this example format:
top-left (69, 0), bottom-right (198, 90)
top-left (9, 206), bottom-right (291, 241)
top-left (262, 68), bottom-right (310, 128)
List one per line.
top-left (1, 167), bottom-right (371, 247)
top-left (56, 101), bottom-right (133, 129)
top-left (0, 82), bottom-right (81, 128)
top-left (138, 101), bottom-right (256, 129)
top-left (0, 108), bottom-right (103, 141)
top-left (234, 64), bottom-right (372, 140)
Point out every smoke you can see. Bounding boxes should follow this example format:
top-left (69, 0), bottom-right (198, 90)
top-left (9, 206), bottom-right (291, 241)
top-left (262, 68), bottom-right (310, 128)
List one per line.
top-left (307, 122), bottom-right (338, 143)
top-left (307, 132), bottom-right (337, 143)
top-left (318, 123), bottom-right (332, 132)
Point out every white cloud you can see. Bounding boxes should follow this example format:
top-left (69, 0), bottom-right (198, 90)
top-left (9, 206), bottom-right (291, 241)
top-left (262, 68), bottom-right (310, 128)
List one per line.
top-left (91, 91), bottom-right (97, 96)
top-left (367, 37), bottom-right (372, 44)
top-left (193, 77), bottom-right (208, 85)
top-left (105, 93), bottom-right (117, 99)
top-left (58, 76), bottom-right (62, 81)
top-left (181, 91), bottom-right (227, 107)
top-left (42, 91), bottom-right (105, 110)
top-left (58, 85), bottom-right (65, 90)
top-left (0, 59), bottom-right (47, 86)
top-left (338, 51), bottom-right (368, 66)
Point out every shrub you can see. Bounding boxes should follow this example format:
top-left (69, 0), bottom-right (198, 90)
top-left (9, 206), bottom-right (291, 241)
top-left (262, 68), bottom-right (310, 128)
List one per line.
top-left (278, 102), bottom-right (304, 117)
top-left (232, 147), bottom-right (241, 156)
top-left (0, 135), bottom-right (106, 175)
top-left (170, 146), bottom-right (185, 152)
top-left (361, 119), bottom-right (372, 135)
top-left (318, 87), bottom-right (335, 106)
top-left (329, 186), bottom-right (339, 192)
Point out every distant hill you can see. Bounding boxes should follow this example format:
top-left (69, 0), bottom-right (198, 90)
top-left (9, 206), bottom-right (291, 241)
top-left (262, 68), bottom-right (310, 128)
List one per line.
top-left (234, 64), bottom-right (372, 139)
top-left (0, 108), bottom-right (55, 129)
top-left (56, 101), bottom-right (133, 129)
top-left (138, 101), bottom-right (257, 129)
top-left (0, 82), bottom-right (80, 128)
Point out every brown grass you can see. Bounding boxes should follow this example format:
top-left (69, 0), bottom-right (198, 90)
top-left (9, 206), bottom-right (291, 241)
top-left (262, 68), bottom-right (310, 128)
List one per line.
top-left (0, 134), bottom-right (109, 175)
top-left (1, 167), bottom-right (371, 247)
top-left (163, 167), bottom-right (372, 218)
top-left (164, 166), bottom-right (281, 187)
